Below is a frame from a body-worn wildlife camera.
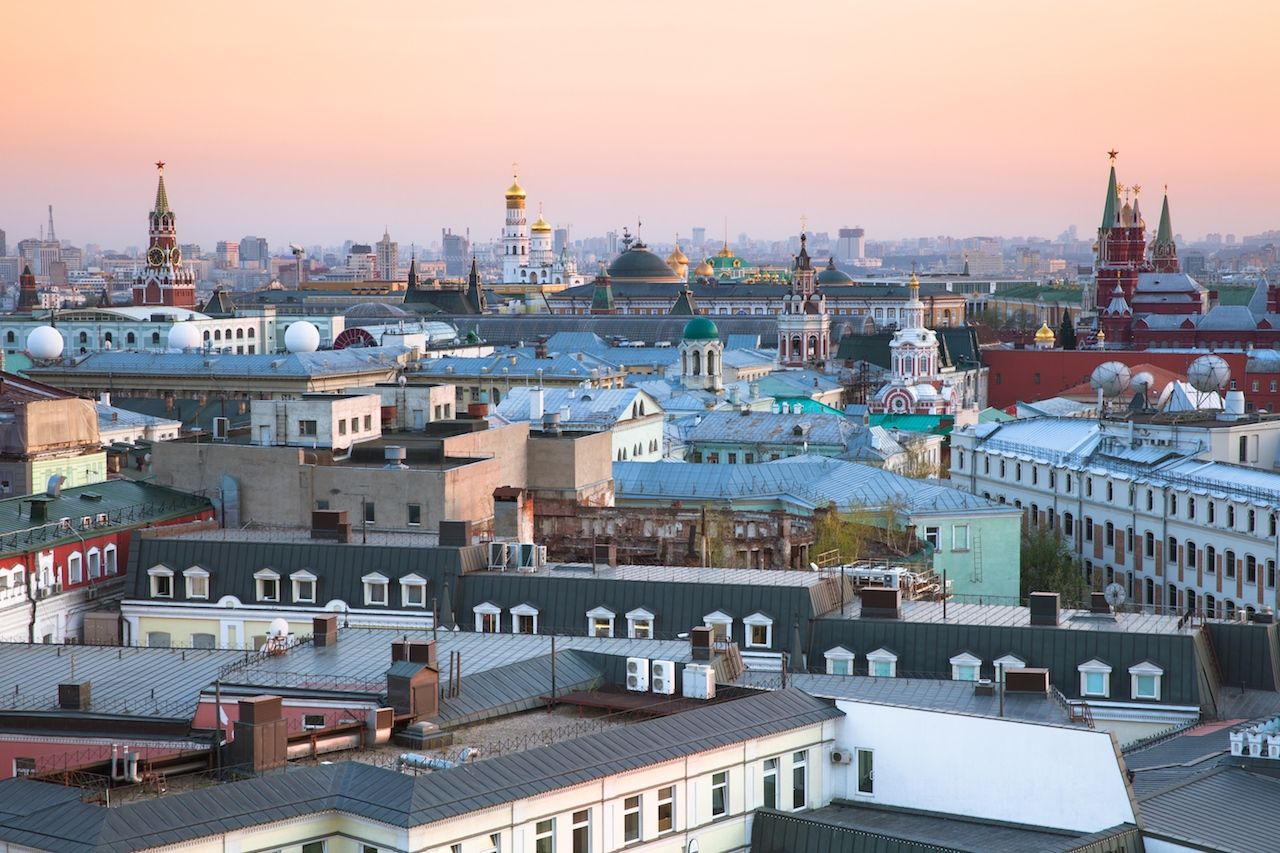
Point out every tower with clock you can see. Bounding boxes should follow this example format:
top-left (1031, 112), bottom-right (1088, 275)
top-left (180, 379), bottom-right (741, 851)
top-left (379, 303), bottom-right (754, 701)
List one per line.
top-left (132, 161), bottom-right (196, 309)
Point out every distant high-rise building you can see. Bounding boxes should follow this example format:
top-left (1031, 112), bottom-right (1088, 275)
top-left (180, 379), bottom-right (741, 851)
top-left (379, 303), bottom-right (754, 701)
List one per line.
top-left (442, 228), bottom-right (470, 277)
top-left (835, 227), bottom-right (865, 262)
top-left (376, 229), bottom-right (399, 281)
top-left (691, 227), bottom-right (706, 248)
top-left (0, 228), bottom-right (6, 257)
top-left (238, 235), bottom-right (269, 269)
top-left (553, 227), bottom-right (570, 255)
top-left (346, 243), bottom-right (376, 279)
top-left (132, 162), bottom-right (196, 309)
top-left (216, 240), bottom-right (240, 269)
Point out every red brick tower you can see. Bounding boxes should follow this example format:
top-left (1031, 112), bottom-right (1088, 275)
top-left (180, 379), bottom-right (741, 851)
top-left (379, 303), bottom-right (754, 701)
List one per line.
top-left (1095, 152), bottom-right (1146, 345)
top-left (132, 162), bottom-right (196, 309)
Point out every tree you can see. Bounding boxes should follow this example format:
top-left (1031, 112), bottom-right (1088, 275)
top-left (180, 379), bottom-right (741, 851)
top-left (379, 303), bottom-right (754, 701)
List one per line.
top-left (1020, 526), bottom-right (1085, 606)
top-left (1058, 308), bottom-right (1077, 350)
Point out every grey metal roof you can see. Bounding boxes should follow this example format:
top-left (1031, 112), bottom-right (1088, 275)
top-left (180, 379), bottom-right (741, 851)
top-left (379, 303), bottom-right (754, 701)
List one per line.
top-left (0, 690), bottom-right (840, 852)
top-left (437, 649), bottom-right (602, 726)
top-left (25, 346), bottom-right (411, 379)
top-left (431, 314), bottom-right (781, 348)
top-left (1139, 763), bottom-right (1280, 852)
top-left (0, 642), bottom-right (242, 720)
top-left (493, 386), bottom-right (660, 428)
top-left (736, 671), bottom-right (1074, 726)
top-left (614, 457), bottom-right (1008, 516)
top-left (750, 804), bottom-right (1141, 853)
top-left (127, 536), bottom-right (486, 609)
top-left (686, 410), bottom-right (855, 448)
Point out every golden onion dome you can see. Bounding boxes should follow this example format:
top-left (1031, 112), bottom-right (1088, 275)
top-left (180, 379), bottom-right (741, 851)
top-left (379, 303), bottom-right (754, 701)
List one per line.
top-left (1035, 321), bottom-right (1056, 345)
top-left (505, 173), bottom-right (526, 200)
top-left (715, 241), bottom-right (734, 258)
top-left (695, 259), bottom-right (714, 277)
top-left (667, 241), bottom-right (688, 265)
top-left (531, 212), bottom-right (552, 233)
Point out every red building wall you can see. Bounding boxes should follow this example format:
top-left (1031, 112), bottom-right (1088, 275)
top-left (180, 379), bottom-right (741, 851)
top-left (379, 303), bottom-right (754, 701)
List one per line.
top-left (984, 349), bottom-right (1250, 410)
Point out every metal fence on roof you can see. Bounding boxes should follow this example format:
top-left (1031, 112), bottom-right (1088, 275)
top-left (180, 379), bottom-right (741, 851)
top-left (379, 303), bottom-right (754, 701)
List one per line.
top-left (0, 496), bottom-right (209, 555)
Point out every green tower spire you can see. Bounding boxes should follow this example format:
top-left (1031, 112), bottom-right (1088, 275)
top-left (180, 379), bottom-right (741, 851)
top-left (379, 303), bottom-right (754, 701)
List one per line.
top-left (1155, 189), bottom-right (1174, 246)
top-left (1100, 153), bottom-right (1118, 229)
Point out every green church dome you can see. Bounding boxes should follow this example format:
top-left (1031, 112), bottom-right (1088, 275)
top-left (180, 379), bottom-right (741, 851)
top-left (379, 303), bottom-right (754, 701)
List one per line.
top-left (683, 316), bottom-right (719, 340)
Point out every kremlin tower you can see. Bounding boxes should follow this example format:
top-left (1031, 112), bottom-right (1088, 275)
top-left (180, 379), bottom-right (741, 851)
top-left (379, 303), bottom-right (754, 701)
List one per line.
top-left (502, 166), bottom-right (530, 283)
top-left (133, 162), bottom-right (196, 309)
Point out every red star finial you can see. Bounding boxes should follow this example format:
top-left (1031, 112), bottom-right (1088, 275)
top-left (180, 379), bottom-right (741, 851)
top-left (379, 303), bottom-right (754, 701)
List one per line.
top-left (1107, 149), bottom-right (1118, 162)
top-left (155, 160), bottom-right (165, 171)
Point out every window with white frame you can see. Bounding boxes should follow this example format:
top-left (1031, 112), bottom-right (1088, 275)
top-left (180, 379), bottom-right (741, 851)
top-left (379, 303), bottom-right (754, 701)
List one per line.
top-left (825, 646), bottom-right (855, 676)
top-left (924, 526), bottom-right (940, 549)
top-left (952, 524), bottom-right (971, 551)
top-left (1129, 661), bottom-right (1163, 700)
top-left (993, 653), bottom-right (1025, 681)
top-left (67, 552), bottom-right (82, 585)
top-left (361, 572), bottom-right (389, 606)
top-left (104, 544), bottom-right (117, 575)
top-left (743, 612), bottom-right (773, 648)
top-left (87, 548), bottom-right (101, 579)
top-left (534, 818), bottom-right (554, 853)
top-left (399, 573), bottom-right (427, 608)
top-left (586, 606), bottom-right (615, 638)
top-left (626, 607), bottom-right (654, 639)
top-left (656, 785), bottom-right (675, 834)
top-left (623, 795), bottom-right (642, 843)
top-left (253, 568), bottom-right (280, 602)
top-left (762, 757), bottom-right (779, 809)
top-left (510, 602), bottom-right (539, 635)
top-left (703, 610), bottom-right (733, 642)
top-left (711, 771), bottom-right (728, 818)
top-left (571, 808), bottom-right (590, 853)
top-left (791, 750), bottom-right (808, 810)
top-left (856, 748), bottom-right (874, 795)
top-left (1078, 659), bottom-right (1112, 698)
top-left (481, 834), bottom-right (501, 853)
top-left (290, 570), bottom-right (317, 603)
top-left (148, 565), bottom-right (174, 598)
top-left (183, 566), bottom-right (209, 599)
top-left (867, 647), bottom-right (898, 678)
top-left (949, 651), bottom-right (982, 681)
top-left (473, 602), bottom-right (501, 633)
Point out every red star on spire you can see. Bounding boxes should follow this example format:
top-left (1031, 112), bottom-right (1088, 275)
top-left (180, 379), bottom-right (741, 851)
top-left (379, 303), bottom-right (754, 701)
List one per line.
top-left (155, 160), bottom-right (165, 171)
top-left (1106, 149), bottom-right (1118, 162)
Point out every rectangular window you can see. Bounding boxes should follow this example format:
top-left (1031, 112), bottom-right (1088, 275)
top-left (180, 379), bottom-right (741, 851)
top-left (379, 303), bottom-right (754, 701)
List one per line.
top-left (364, 502), bottom-right (376, 524)
top-left (711, 771), bottom-right (728, 818)
top-left (407, 503), bottom-right (422, 526)
top-left (295, 579), bottom-right (315, 603)
top-left (623, 795), bottom-right (641, 843)
top-left (952, 524), bottom-right (970, 551)
top-left (1134, 674), bottom-right (1158, 699)
top-left (657, 785), bottom-right (675, 833)
top-left (479, 612), bottom-right (498, 633)
top-left (338, 419), bottom-right (347, 436)
top-left (924, 526), bottom-right (940, 549)
top-left (572, 809), bottom-right (590, 853)
top-left (1084, 672), bottom-right (1107, 696)
top-left (856, 749), bottom-right (874, 795)
top-left (749, 623), bottom-right (769, 647)
top-left (152, 574), bottom-right (173, 598)
top-left (187, 575), bottom-right (209, 599)
top-left (303, 713), bottom-right (325, 729)
top-left (535, 818), bottom-right (554, 853)
top-left (872, 660), bottom-right (893, 678)
top-left (258, 577), bottom-right (278, 601)
top-left (302, 843), bottom-right (325, 853)
top-left (105, 548), bottom-right (117, 575)
top-left (591, 617), bottom-right (612, 637)
top-left (404, 584), bottom-right (425, 607)
top-left (67, 554), bottom-right (82, 584)
top-left (299, 420), bottom-right (317, 436)
top-left (762, 758), bottom-right (779, 809)
top-left (366, 582), bottom-right (387, 605)
top-left (791, 750), bottom-right (807, 810)
top-left (88, 551), bottom-right (100, 579)
top-left (364, 414), bottom-right (372, 431)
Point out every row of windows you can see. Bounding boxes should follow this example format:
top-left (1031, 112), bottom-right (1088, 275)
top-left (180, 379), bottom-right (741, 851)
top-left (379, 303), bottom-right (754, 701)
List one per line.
top-left (147, 566), bottom-right (428, 608)
top-left (472, 606), bottom-right (779, 646)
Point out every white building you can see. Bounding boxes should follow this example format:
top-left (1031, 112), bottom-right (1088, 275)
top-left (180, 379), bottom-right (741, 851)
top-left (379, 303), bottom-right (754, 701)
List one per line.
top-left (249, 393), bottom-right (383, 449)
top-left (501, 170), bottom-right (583, 289)
top-left (952, 414), bottom-right (1280, 617)
top-left (494, 385), bottom-right (666, 462)
top-left (376, 228), bottom-right (400, 282)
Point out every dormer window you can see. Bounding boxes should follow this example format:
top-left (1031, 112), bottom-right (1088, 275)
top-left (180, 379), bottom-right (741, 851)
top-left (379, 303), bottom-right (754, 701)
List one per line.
top-left (1078, 659), bottom-right (1113, 698)
top-left (361, 572), bottom-right (389, 606)
top-left (474, 602), bottom-right (501, 633)
top-left (183, 566), bottom-right (210, 599)
top-left (743, 612), bottom-right (774, 649)
top-left (510, 603), bottom-right (539, 635)
top-left (867, 647), bottom-right (898, 678)
top-left (148, 565), bottom-right (174, 598)
top-left (399, 573), bottom-right (426, 608)
top-left (949, 651), bottom-right (982, 682)
top-left (290, 570), bottom-right (317, 604)
top-left (253, 568), bottom-right (280, 602)
top-left (993, 653), bottom-right (1026, 681)
top-left (825, 646), bottom-right (855, 676)
top-left (626, 607), bottom-right (654, 639)
top-left (1129, 661), bottom-right (1163, 701)
top-left (587, 606), bottom-right (616, 638)
top-left (703, 610), bottom-right (733, 642)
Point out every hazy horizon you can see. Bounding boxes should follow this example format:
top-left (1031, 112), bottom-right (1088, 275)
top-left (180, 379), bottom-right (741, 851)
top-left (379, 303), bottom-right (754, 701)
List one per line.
top-left (4, 0), bottom-right (1278, 251)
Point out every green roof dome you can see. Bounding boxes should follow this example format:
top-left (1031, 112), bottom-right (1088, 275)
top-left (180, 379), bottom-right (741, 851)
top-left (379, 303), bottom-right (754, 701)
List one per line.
top-left (683, 316), bottom-right (719, 340)
top-left (816, 257), bottom-right (854, 285)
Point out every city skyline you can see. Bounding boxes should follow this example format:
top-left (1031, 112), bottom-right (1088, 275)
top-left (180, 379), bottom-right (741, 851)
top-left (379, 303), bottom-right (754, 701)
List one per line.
top-left (3, 1), bottom-right (1278, 249)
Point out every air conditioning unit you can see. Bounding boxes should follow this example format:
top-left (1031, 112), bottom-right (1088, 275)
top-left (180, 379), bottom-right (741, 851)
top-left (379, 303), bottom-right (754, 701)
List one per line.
top-left (212, 416), bottom-right (230, 440)
top-left (80, 516), bottom-right (93, 529)
top-left (85, 585), bottom-right (98, 600)
top-left (37, 587), bottom-right (49, 599)
top-left (625, 657), bottom-right (649, 692)
top-left (681, 663), bottom-right (716, 700)
top-left (830, 748), bottom-right (853, 765)
top-left (487, 541), bottom-right (510, 570)
top-left (537, 545), bottom-right (547, 567)
top-left (53, 583), bottom-right (63, 595)
top-left (96, 513), bottom-right (109, 526)
top-left (516, 543), bottom-right (539, 572)
top-left (651, 660), bottom-right (676, 695)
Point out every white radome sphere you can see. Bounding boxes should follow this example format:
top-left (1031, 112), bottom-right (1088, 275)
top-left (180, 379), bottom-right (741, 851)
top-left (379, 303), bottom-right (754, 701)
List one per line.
top-left (26, 326), bottom-right (64, 360)
top-left (167, 321), bottom-right (201, 351)
top-left (284, 321), bottom-right (320, 353)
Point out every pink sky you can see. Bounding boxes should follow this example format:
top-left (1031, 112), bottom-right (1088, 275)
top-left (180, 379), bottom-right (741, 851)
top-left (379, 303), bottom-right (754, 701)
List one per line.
top-left (4, 0), bottom-right (1278, 250)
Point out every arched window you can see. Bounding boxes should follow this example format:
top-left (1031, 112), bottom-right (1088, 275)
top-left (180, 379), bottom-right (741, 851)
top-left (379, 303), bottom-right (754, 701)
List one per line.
top-left (682, 351), bottom-right (688, 374)
top-left (706, 350), bottom-right (717, 375)
top-left (4, 332), bottom-right (12, 344)
top-left (151, 332), bottom-right (160, 345)
top-left (214, 330), bottom-right (221, 341)
top-left (247, 328), bottom-right (255, 338)
top-left (126, 332), bottom-right (136, 345)
top-left (236, 329), bottom-right (244, 339)
top-left (691, 350), bottom-right (701, 375)
top-left (78, 332), bottom-right (88, 344)
top-left (203, 331), bottom-right (210, 341)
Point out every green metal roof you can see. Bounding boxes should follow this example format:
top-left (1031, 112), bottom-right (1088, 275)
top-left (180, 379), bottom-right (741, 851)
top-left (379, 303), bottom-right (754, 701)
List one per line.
top-left (1155, 192), bottom-right (1174, 246)
top-left (683, 316), bottom-right (719, 340)
top-left (1101, 163), bottom-right (1118, 228)
top-left (868, 413), bottom-right (954, 436)
top-left (774, 397), bottom-right (845, 415)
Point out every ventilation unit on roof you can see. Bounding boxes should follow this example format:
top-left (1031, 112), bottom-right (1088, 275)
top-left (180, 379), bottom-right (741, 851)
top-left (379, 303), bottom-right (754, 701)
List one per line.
top-left (487, 541), bottom-right (510, 571)
top-left (626, 657), bottom-right (649, 692)
top-left (651, 660), bottom-right (676, 695)
top-left (212, 417), bottom-right (229, 441)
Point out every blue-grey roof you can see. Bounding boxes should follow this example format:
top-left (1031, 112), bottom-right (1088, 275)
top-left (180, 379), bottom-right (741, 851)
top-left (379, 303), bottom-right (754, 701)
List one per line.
top-left (493, 386), bottom-right (661, 429)
top-left (95, 402), bottom-right (180, 434)
top-left (412, 351), bottom-right (624, 381)
top-left (26, 346), bottom-right (411, 379)
top-left (614, 457), bottom-right (1007, 516)
top-left (686, 410), bottom-right (855, 448)
top-left (0, 689), bottom-right (840, 852)
top-left (1138, 763), bottom-right (1280, 852)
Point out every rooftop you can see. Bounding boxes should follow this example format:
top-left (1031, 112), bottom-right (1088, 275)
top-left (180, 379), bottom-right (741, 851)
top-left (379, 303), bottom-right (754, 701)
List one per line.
top-left (827, 598), bottom-right (1196, 635)
top-left (24, 346), bottom-right (412, 380)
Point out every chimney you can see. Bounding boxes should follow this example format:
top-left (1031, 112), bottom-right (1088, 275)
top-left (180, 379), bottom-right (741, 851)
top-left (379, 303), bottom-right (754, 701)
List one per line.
top-left (100, 392), bottom-right (110, 407)
top-left (1029, 592), bottom-right (1060, 626)
top-left (542, 411), bottom-right (561, 435)
top-left (312, 615), bottom-right (338, 647)
top-left (690, 626), bottom-right (713, 661)
top-left (392, 639), bottom-right (438, 668)
top-left (28, 498), bottom-right (50, 525)
top-left (530, 386), bottom-right (544, 423)
top-left (229, 696), bottom-right (287, 772)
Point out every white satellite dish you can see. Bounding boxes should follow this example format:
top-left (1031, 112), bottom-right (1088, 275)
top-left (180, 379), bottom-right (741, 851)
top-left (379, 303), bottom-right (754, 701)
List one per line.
top-left (1104, 582), bottom-right (1127, 609)
top-left (1090, 361), bottom-right (1132, 397)
top-left (267, 617), bottom-right (290, 637)
top-left (1131, 371), bottom-right (1154, 392)
top-left (1187, 354), bottom-right (1231, 393)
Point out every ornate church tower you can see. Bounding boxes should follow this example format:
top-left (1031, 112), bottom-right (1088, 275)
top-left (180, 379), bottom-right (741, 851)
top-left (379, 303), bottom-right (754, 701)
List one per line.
top-left (502, 166), bottom-right (529, 283)
top-left (132, 162), bottom-right (196, 308)
top-left (1149, 187), bottom-right (1180, 273)
top-left (776, 232), bottom-right (829, 367)
top-left (1094, 152), bottom-right (1146, 345)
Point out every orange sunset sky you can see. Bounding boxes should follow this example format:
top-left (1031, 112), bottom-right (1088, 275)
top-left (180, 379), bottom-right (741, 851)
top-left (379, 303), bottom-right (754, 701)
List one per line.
top-left (3, 0), bottom-right (1278, 249)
